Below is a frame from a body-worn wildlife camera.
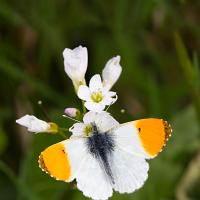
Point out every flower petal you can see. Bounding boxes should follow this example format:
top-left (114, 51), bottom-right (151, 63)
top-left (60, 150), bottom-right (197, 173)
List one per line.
top-left (28, 120), bottom-right (49, 133)
top-left (82, 111), bottom-right (119, 132)
top-left (89, 74), bottom-right (103, 92)
top-left (69, 123), bottom-right (85, 136)
top-left (83, 111), bottom-right (97, 124)
top-left (101, 91), bottom-right (117, 105)
top-left (78, 85), bottom-right (91, 101)
top-left (16, 115), bottom-right (50, 133)
top-left (73, 46), bottom-right (88, 69)
top-left (95, 112), bottom-right (119, 132)
top-left (102, 55), bottom-right (122, 90)
top-left (107, 91), bottom-right (116, 97)
top-left (84, 102), bottom-right (105, 112)
top-left (101, 96), bottom-right (114, 105)
top-left (63, 46), bottom-right (88, 82)
top-left (16, 114), bottom-right (33, 127)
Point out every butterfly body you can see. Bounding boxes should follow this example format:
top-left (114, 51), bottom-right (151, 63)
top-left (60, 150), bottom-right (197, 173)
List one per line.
top-left (86, 123), bottom-right (115, 184)
top-left (39, 118), bottom-right (172, 200)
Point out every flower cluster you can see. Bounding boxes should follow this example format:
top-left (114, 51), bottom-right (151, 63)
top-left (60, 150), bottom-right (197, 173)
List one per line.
top-left (65, 46), bottom-right (121, 112)
top-left (16, 45), bottom-right (122, 134)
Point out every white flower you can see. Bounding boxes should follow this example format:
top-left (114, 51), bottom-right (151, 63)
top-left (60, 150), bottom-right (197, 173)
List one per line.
top-left (69, 111), bottom-right (119, 136)
top-left (63, 45), bottom-right (88, 90)
top-left (102, 55), bottom-right (122, 90)
top-left (16, 115), bottom-right (57, 133)
top-left (77, 74), bottom-right (117, 112)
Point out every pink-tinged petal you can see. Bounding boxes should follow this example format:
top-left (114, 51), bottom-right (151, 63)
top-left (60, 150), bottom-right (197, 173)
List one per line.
top-left (69, 122), bottom-right (85, 136)
top-left (89, 74), bottom-right (103, 92)
top-left (84, 102), bottom-right (105, 112)
top-left (64, 108), bottom-right (79, 118)
top-left (78, 85), bottom-right (91, 101)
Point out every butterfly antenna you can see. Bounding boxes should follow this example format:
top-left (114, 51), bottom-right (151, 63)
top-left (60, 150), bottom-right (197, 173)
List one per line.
top-left (62, 115), bottom-right (81, 123)
top-left (105, 95), bottom-right (118, 112)
top-left (38, 100), bottom-right (51, 121)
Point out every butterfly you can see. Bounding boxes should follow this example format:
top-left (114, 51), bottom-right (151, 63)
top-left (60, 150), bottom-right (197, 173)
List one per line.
top-left (38, 112), bottom-right (172, 200)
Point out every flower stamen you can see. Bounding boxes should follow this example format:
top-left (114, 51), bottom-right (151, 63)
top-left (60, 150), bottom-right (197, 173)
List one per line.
top-left (84, 124), bottom-right (93, 136)
top-left (91, 92), bottom-right (103, 103)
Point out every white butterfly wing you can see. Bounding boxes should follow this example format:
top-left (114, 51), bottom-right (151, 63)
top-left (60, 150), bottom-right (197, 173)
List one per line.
top-left (111, 148), bottom-right (149, 193)
top-left (39, 137), bottom-right (113, 200)
top-left (112, 118), bottom-right (172, 159)
top-left (109, 118), bottom-right (172, 193)
top-left (76, 153), bottom-right (113, 200)
top-left (112, 122), bottom-right (151, 158)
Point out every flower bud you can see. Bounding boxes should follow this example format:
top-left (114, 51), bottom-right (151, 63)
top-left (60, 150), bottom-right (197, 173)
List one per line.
top-left (16, 115), bottom-right (58, 134)
top-left (102, 55), bottom-right (122, 90)
top-left (64, 108), bottom-right (80, 118)
top-left (63, 46), bottom-right (88, 90)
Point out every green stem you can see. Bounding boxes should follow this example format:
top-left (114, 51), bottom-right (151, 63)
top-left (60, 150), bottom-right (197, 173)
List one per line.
top-left (82, 100), bottom-right (87, 114)
top-left (58, 129), bottom-right (67, 139)
top-left (72, 79), bottom-right (87, 114)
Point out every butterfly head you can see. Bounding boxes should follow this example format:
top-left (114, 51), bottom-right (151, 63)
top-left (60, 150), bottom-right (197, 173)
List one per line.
top-left (83, 122), bottom-right (100, 137)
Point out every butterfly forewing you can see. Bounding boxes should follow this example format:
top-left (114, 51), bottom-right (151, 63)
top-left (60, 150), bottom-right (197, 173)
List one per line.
top-left (38, 137), bottom-right (87, 182)
top-left (38, 136), bottom-right (113, 200)
top-left (111, 118), bottom-right (172, 159)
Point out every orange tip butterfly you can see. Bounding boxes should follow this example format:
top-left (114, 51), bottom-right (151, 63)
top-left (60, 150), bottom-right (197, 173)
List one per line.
top-left (38, 117), bottom-right (172, 200)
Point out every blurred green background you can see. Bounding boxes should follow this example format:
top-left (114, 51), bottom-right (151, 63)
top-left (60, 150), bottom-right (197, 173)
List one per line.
top-left (1, 0), bottom-right (200, 199)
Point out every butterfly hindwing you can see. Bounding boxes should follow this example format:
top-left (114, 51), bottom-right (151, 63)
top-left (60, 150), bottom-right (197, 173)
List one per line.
top-left (75, 151), bottom-right (113, 200)
top-left (111, 147), bottom-right (149, 193)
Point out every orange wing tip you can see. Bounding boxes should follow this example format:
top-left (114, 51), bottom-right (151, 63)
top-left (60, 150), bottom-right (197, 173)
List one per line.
top-left (135, 118), bottom-right (172, 157)
top-left (38, 155), bottom-right (48, 173)
top-left (163, 120), bottom-right (172, 140)
top-left (38, 155), bottom-right (58, 179)
top-left (158, 121), bottom-right (172, 149)
top-left (38, 142), bottom-right (72, 182)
